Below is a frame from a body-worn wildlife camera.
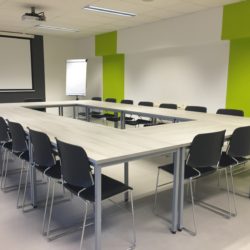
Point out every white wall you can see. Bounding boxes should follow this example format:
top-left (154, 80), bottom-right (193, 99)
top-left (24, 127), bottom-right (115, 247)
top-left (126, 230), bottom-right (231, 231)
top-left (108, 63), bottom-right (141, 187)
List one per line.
top-left (43, 36), bottom-right (102, 115)
top-left (125, 42), bottom-right (229, 112)
top-left (118, 8), bottom-right (223, 53)
top-left (118, 7), bottom-right (229, 112)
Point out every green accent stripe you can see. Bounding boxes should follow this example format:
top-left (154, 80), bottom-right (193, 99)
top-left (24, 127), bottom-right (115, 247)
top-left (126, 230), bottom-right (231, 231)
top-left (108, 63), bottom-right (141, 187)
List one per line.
top-left (226, 38), bottom-right (250, 116)
top-left (103, 54), bottom-right (124, 102)
top-left (95, 31), bottom-right (117, 56)
top-left (95, 31), bottom-right (124, 102)
top-left (222, 1), bottom-right (250, 40)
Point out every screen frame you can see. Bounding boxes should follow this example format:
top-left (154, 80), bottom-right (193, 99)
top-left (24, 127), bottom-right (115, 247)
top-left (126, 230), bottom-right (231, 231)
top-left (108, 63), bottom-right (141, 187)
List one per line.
top-left (0, 35), bottom-right (34, 92)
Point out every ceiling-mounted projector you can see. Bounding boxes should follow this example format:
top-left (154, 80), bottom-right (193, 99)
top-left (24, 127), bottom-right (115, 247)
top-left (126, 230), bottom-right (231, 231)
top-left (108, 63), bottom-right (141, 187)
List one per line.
top-left (22, 7), bottom-right (46, 21)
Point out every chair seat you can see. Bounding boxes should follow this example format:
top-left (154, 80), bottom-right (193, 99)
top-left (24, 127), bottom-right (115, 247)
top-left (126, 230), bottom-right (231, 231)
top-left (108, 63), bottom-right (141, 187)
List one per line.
top-left (159, 163), bottom-right (216, 179)
top-left (137, 119), bottom-right (152, 125)
top-left (219, 152), bottom-right (247, 167)
top-left (106, 116), bottom-right (120, 122)
top-left (35, 160), bottom-right (61, 179)
top-left (2, 141), bottom-right (12, 150)
top-left (125, 120), bottom-right (139, 126)
top-left (13, 150), bottom-right (29, 161)
top-left (64, 174), bottom-right (132, 202)
top-left (91, 113), bottom-right (105, 119)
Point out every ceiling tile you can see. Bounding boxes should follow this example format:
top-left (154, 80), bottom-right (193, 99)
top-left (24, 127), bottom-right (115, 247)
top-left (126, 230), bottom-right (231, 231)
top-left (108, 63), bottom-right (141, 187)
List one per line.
top-left (0, 0), bottom-right (243, 38)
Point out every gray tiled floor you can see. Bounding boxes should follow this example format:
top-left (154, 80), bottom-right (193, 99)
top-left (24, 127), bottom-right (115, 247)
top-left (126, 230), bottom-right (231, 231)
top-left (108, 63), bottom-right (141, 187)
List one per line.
top-left (2, 152), bottom-right (250, 250)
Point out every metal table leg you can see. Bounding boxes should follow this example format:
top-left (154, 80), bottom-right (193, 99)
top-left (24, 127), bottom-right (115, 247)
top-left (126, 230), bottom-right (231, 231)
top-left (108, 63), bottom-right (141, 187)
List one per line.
top-left (28, 133), bottom-right (37, 207)
top-left (124, 162), bottom-right (129, 202)
top-left (171, 149), bottom-right (180, 233)
top-left (73, 106), bottom-right (77, 119)
top-left (59, 106), bottom-right (64, 116)
top-left (120, 111), bottom-right (125, 130)
top-left (86, 107), bottom-right (90, 122)
top-left (178, 147), bottom-right (185, 231)
top-left (114, 112), bottom-right (119, 128)
top-left (94, 164), bottom-right (102, 250)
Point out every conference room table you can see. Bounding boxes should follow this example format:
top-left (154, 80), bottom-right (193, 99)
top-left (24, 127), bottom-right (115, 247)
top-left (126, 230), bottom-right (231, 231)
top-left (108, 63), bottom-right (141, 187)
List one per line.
top-left (1, 100), bottom-right (250, 250)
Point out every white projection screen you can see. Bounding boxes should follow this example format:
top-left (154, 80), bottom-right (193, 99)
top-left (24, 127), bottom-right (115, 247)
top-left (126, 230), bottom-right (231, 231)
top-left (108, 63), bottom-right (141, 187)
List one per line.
top-left (0, 37), bottom-right (33, 90)
top-left (66, 59), bottom-right (87, 96)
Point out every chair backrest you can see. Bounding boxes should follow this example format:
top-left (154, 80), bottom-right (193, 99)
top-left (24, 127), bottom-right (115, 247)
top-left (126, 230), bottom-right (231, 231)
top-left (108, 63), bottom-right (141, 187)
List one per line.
top-left (187, 130), bottom-right (225, 169)
top-left (56, 138), bottom-right (93, 188)
top-left (159, 103), bottom-right (177, 109)
top-left (8, 121), bottom-right (27, 153)
top-left (0, 117), bottom-right (10, 142)
top-left (138, 101), bottom-right (153, 107)
top-left (227, 126), bottom-right (250, 157)
top-left (92, 97), bottom-right (102, 101)
top-left (121, 99), bottom-right (133, 105)
top-left (105, 98), bottom-right (116, 103)
top-left (185, 106), bottom-right (207, 113)
top-left (28, 128), bottom-right (55, 167)
top-left (216, 109), bottom-right (244, 117)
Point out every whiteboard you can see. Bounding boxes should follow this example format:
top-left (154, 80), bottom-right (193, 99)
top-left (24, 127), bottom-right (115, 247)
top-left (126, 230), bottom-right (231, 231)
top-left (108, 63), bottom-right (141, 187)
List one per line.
top-left (0, 37), bottom-right (32, 90)
top-left (66, 59), bottom-right (87, 96)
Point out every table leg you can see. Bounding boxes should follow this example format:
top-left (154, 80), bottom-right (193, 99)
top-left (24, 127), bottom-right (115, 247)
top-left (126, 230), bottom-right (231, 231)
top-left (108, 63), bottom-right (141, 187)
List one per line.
top-left (73, 106), bottom-right (77, 119)
top-left (94, 165), bottom-right (102, 250)
top-left (28, 133), bottom-right (37, 207)
top-left (120, 111), bottom-right (125, 130)
top-left (114, 112), bottom-right (119, 129)
top-left (124, 162), bottom-right (129, 202)
top-left (171, 149), bottom-right (180, 233)
top-left (178, 147), bottom-right (185, 231)
top-left (86, 107), bottom-right (90, 122)
top-left (59, 106), bottom-right (64, 116)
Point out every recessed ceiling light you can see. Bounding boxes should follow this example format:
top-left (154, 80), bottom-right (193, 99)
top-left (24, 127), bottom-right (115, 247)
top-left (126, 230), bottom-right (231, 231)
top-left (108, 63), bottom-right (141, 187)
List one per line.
top-left (35, 24), bottom-right (80, 33)
top-left (83, 5), bottom-right (136, 17)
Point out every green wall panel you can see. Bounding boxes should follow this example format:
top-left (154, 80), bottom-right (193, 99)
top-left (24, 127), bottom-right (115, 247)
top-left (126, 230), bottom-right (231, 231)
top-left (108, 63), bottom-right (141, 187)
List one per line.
top-left (103, 54), bottom-right (124, 102)
top-left (95, 31), bottom-right (124, 101)
top-left (222, 1), bottom-right (250, 40)
top-left (226, 38), bottom-right (250, 116)
top-left (95, 31), bottom-right (117, 56)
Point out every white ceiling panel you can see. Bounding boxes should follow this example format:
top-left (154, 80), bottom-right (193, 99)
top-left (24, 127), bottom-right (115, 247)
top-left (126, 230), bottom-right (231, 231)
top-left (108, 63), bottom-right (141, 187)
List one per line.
top-left (0, 0), bottom-right (243, 38)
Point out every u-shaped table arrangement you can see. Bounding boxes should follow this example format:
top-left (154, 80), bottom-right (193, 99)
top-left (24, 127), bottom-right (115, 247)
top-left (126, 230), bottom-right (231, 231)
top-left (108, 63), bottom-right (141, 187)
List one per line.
top-left (1, 100), bottom-right (250, 250)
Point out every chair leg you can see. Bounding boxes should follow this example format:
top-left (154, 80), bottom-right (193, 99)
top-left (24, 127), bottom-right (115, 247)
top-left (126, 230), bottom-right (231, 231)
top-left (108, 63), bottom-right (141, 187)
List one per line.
top-left (22, 164), bottom-right (30, 211)
top-left (42, 178), bottom-right (51, 235)
top-left (229, 166), bottom-right (237, 216)
top-left (224, 168), bottom-right (231, 218)
top-left (2, 151), bottom-right (10, 190)
top-left (47, 180), bottom-right (56, 239)
top-left (217, 170), bottom-right (221, 187)
top-left (189, 178), bottom-right (197, 236)
top-left (16, 160), bottom-right (25, 208)
top-left (80, 201), bottom-right (89, 250)
top-left (129, 190), bottom-right (136, 249)
top-left (153, 168), bottom-right (160, 211)
top-left (0, 149), bottom-right (6, 185)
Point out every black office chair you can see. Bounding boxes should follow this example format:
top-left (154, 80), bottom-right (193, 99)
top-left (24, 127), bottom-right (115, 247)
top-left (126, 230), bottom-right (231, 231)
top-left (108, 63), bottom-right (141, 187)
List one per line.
top-left (106, 99), bottom-right (134, 124)
top-left (55, 138), bottom-right (136, 250)
top-left (218, 126), bottom-right (250, 216)
top-left (78, 97), bottom-right (102, 118)
top-left (22, 128), bottom-right (62, 236)
top-left (0, 117), bottom-right (12, 189)
top-left (103, 98), bottom-right (117, 119)
top-left (4, 121), bottom-right (30, 207)
top-left (126, 101), bottom-right (154, 126)
top-left (185, 106), bottom-right (207, 113)
top-left (24, 98), bottom-right (46, 112)
top-left (159, 103), bottom-right (178, 109)
top-left (154, 130), bottom-right (225, 235)
top-left (154, 103), bottom-right (178, 125)
top-left (216, 109), bottom-right (244, 117)
top-left (91, 97), bottom-right (116, 119)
